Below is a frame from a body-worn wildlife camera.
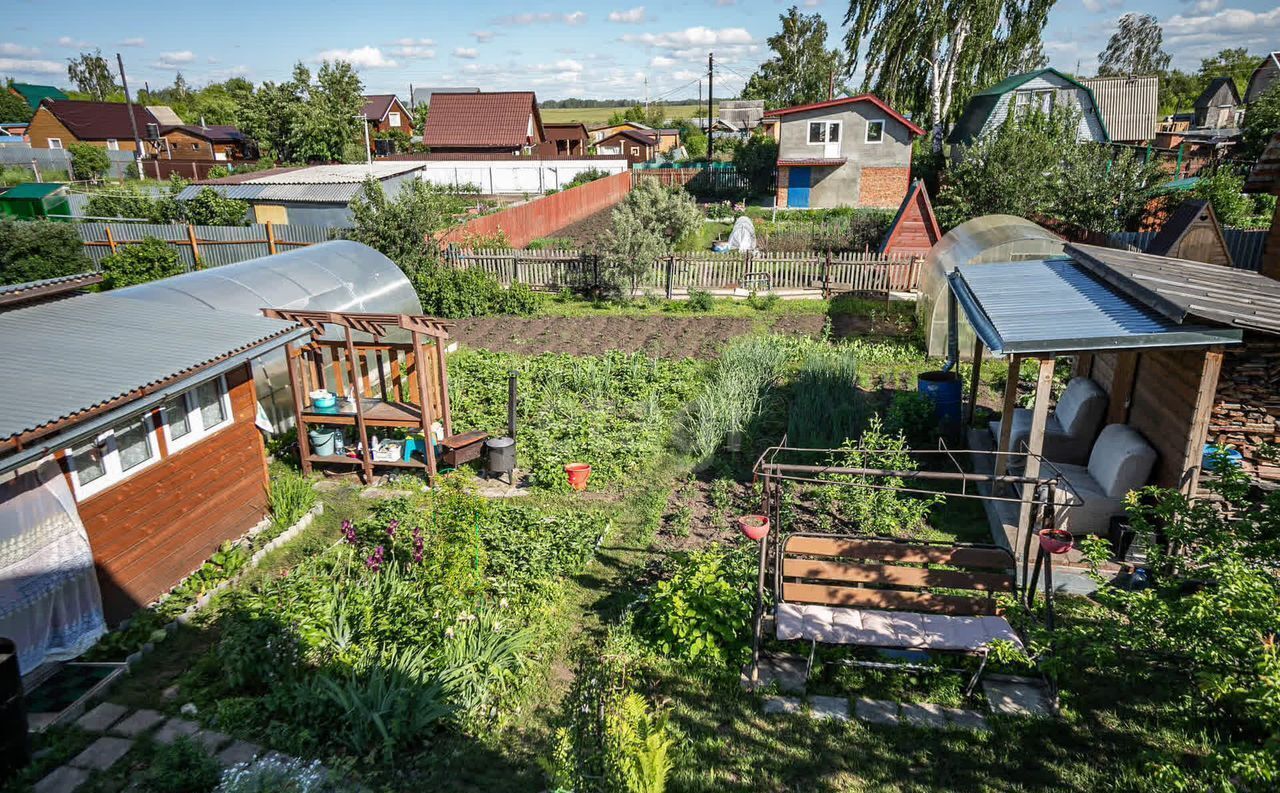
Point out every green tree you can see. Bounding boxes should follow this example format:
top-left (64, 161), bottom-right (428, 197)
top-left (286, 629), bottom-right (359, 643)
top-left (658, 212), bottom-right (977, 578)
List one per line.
top-left (1096, 13), bottom-right (1170, 77)
top-left (67, 142), bottom-right (109, 182)
top-left (1242, 83), bottom-right (1280, 162)
top-left (346, 177), bottom-right (474, 265)
top-left (0, 219), bottom-right (92, 285)
top-left (0, 80), bottom-right (31, 123)
top-left (101, 236), bottom-right (184, 289)
top-left (731, 134), bottom-right (780, 197)
top-left (842, 0), bottom-right (1055, 152)
top-left (65, 49), bottom-right (118, 101)
top-left (741, 7), bottom-right (846, 109)
top-left (241, 61), bottom-right (365, 163)
top-left (181, 187), bottom-right (250, 225)
top-left (1197, 47), bottom-right (1258, 98)
top-left (1159, 69), bottom-right (1200, 117)
top-left (1188, 170), bottom-right (1276, 229)
top-left (598, 179), bottom-right (700, 295)
top-left (85, 182), bottom-right (182, 223)
top-left (240, 67), bottom-right (306, 162)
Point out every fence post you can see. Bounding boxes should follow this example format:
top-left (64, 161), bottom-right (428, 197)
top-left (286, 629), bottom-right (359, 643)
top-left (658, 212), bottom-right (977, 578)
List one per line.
top-left (823, 251), bottom-right (831, 299)
top-left (187, 225), bottom-right (201, 268)
top-left (265, 222), bottom-right (277, 255)
top-left (664, 255), bottom-right (674, 299)
top-left (592, 254), bottom-right (600, 294)
top-left (104, 225), bottom-right (117, 255)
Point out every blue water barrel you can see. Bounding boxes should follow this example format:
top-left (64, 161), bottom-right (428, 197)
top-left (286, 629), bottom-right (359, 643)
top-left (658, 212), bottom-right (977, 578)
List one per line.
top-left (917, 370), bottom-right (962, 428)
top-left (1202, 444), bottom-right (1243, 472)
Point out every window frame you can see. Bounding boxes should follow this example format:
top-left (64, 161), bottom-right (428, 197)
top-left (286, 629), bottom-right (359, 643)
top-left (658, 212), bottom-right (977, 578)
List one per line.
top-left (807, 120), bottom-right (841, 145)
top-left (47, 138), bottom-right (63, 149)
top-left (106, 138), bottom-right (119, 151)
top-left (160, 374), bottom-right (234, 453)
top-left (388, 111), bottom-right (401, 128)
top-left (865, 120), bottom-right (885, 144)
top-left (64, 413), bottom-right (163, 500)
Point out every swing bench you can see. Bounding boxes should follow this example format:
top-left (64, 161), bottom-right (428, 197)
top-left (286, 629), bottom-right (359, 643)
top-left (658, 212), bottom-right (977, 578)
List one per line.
top-left (767, 533), bottom-right (1022, 694)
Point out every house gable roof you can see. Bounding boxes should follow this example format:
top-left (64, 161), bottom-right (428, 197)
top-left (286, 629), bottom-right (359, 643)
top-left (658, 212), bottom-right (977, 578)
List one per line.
top-left (162, 124), bottom-right (246, 143)
top-left (543, 123), bottom-right (588, 141)
top-left (361, 94), bottom-right (410, 123)
top-left (947, 68), bottom-right (1110, 145)
top-left (1246, 52), bottom-right (1280, 101)
top-left (600, 128), bottom-right (658, 146)
top-left (880, 179), bottom-right (942, 255)
top-left (422, 91), bottom-right (542, 148)
top-left (39, 99), bottom-right (158, 141)
top-left (1194, 77), bottom-right (1240, 109)
top-left (11, 83), bottom-right (68, 110)
top-left (1145, 199), bottom-right (1232, 267)
top-left (763, 94), bottom-right (925, 136)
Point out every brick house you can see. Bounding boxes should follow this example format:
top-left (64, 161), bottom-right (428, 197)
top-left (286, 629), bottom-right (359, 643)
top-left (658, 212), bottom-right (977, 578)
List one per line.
top-left (764, 94), bottom-right (923, 209)
top-left (361, 94), bottom-right (414, 151)
top-left (27, 99), bottom-right (161, 154)
top-left (595, 128), bottom-right (657, 165)
top-left (160, 124), bottom-right (256, 161)
top-left (422, 91), bottom-right (545, 156)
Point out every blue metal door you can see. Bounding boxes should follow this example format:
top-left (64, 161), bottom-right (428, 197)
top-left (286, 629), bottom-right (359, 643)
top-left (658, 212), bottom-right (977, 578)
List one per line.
top-left (786, 167), bottom-right (811, 208)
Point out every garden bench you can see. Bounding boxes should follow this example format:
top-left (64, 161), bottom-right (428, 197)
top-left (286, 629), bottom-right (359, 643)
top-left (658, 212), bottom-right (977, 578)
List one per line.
top-left (771, 534), bottom-right (1021, 694)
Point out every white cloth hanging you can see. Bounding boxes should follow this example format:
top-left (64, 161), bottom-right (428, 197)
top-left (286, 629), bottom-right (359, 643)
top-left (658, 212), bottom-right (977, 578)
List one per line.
top-left (726, 215), bottom-right (757, 252)
top-left (0, 459), bottom-right (106, 675)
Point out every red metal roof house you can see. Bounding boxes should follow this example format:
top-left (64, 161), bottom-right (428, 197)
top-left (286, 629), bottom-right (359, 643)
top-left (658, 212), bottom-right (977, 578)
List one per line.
top-left (421, 91), bottom-right (545, 155)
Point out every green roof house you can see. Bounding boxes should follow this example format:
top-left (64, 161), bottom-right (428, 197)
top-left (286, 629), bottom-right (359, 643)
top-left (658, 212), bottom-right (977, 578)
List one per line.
top-left (946, 69), bottom-right (1109, 157)
top-left (9, 82), bottom-right (69, 111)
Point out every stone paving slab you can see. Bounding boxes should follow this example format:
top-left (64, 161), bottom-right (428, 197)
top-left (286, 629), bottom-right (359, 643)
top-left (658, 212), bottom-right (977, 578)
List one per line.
top-left (194, 730), bottom-right (232, 753)
top-left (110, 709), bottom-right (165, 738)
top-left (900, 702), bottom-right (950, 729)
top-left (153, 718), bottom-right (201, 745)
top-left (762, 695), bottom-right (804, 716)
top-left (938, 706), bottom-right (992, 732)
top-left (740, 655), bottom-right (808, 693)
top-left (69, 736), bottom-right (134, 771)
top-left (74, 702), bottom-right (128, 733)
top-left (808, 695), bottom-right (851, 721)
top-left (983, 678), bottom-right (1054, 718)
top-left (853, 698), bottom-right (900, 726)
top-left (33, 765), bottom-right (89, 793)
top-left (216, 740), bottom-right (262, 768)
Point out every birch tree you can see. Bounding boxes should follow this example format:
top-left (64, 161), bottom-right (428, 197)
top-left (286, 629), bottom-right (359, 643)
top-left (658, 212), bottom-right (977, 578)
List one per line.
top-left (1096, 13), bottom-right (1170, 77)
top-left (842, 0), bottom-right (1054, 151)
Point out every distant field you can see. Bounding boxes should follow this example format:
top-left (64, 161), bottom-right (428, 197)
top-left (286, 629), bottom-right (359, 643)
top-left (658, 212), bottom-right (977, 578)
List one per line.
top-left (540, 103), bottom-right (715, 126)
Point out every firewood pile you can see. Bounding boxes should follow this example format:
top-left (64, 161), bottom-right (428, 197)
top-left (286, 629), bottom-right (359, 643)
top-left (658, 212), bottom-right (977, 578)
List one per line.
top-left (1210, 341), bottom-right (1280, 482)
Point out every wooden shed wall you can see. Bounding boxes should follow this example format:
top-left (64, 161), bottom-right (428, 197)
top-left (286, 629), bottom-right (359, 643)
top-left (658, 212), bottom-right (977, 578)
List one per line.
top-left (74, 364), bottom-right (269, 622)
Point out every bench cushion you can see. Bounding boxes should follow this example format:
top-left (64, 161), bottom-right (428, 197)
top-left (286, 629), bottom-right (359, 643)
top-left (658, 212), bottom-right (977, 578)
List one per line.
top-left (775, 602), bottom-right (1022, 652)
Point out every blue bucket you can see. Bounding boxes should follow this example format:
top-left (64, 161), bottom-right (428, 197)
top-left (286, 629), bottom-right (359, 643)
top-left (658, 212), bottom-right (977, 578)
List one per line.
top-left (918, 370), bottom-right (962, 428)
top-left (1203, 444), bottom-right (1243, 472)
top-left (312, 392), bottom-right (337, 414)
top-left (308, 428), bottom-right (336, 456)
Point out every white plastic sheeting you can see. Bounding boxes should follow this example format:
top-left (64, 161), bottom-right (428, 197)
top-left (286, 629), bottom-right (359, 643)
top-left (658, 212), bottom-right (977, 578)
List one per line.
top-left (0, 460), bottom-right (105, 675)
top-left (725, 216), bottom-right (757, 252)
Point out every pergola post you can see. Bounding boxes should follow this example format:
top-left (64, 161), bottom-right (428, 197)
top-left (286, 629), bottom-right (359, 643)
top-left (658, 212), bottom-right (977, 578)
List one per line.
top-left (993, 354), bottom-right (1024, 478)
top-left (964, 334), bottom-right (984, 427)
top-left (1015, 356), bottom-right (1057, 564)
top-left (412, 330), bottom-right (439, 486)
top-left (341, 322), bottom-right (374, 483)
top-left (1182, 348), bottom-right (1224, 495)
top-left (284, 344), bottom-right (312, 474)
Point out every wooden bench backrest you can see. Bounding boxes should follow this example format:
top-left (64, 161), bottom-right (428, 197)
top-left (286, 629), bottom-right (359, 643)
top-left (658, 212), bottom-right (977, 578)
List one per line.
top-left (778, 535), bottom-right (1016, 617)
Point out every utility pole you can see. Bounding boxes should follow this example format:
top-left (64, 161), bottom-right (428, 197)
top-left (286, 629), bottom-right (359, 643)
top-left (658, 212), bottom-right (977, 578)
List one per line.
top-left (357, 115), bottom-right (372, 166)
top-left (117, 53), bottom-right (145, 179)
top-left (828, 71), bottom-right (835, 101)
top-left (707, 52), bottom-right (714, 163)
top-left (644, 75), bottom-right (649, 119)
top-left (409, 83), bottom-right (415, 112)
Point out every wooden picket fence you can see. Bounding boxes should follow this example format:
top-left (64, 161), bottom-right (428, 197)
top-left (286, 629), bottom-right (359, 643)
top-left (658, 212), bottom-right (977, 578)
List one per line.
top-left (446, 247), bottom-right (923, 296)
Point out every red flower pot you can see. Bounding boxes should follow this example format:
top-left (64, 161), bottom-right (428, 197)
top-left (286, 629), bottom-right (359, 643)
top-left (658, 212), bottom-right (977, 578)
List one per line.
top-left (564, 462), bottom-right (592, 491)
top-left (737, 514), bottom-right (770, 541)
top-left (1038, 528), bottom-right (1074, 555)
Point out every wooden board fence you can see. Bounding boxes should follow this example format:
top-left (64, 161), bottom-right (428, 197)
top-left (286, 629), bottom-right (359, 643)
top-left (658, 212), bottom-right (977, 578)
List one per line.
top-left (447, 247), bottom-right (923, 295)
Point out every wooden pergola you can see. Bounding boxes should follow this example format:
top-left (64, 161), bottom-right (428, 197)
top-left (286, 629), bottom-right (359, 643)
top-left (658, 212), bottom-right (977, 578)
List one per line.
top-left (263, 309), bottom-right (455, 484)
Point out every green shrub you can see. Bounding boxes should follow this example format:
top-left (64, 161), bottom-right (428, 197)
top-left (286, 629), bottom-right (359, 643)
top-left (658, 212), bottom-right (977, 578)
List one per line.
top-left (642, 545), bottom-right (754, 666)
top-left (679, 335), bottom-right (794, 464)
top-left (598, 179), bottom-right (701, 296)
top-left (85, 182), bottom-right (183, 223)
top-left (564, 168), bottom-right (612, 190)
top-left (68, 142), bottom-right (110, 182)
top-left (0, 219), bottom-right (92, 286)
top-left (820, 417), bottom-right (942, 538)
top-left (413, 263), bottom-right (542, 318)
top-left (746, 291), bottom-right (780, 311)
top-left (685, 289), bottom-right (715, 312)
top-left (182, 187), bottom-right (250, 225)
top-left (137, 736), bottom-right (222, 793)
top-left (268, 462), bottom-right (316, 532)
top-left (100, 236), bottom-right (184, 289)
top-left (786, 345), bottom-right (865, 448)
top-left (884, 389), bottom-right (938, 446)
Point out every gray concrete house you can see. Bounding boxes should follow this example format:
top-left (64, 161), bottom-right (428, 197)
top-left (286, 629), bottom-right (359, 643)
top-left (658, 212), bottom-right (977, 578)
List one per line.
top-left (946, 69), bottom-right (1109, 159)
top-left (764, 94), bottom-right (924, 209)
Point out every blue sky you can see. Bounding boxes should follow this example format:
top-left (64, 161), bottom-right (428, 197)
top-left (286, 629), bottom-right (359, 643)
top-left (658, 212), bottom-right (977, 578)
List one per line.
top-left (4, 0), bottom-right (1279, 102)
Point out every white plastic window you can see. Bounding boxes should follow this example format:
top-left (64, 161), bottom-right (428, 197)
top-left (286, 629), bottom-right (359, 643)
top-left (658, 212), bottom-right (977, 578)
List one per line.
top-left (161, 375), bottom-right (232, 452)
top-left (865, 120), bottom-right (885, 143)
top-left (65, 414), bottom-right (161, 500)
top-left (807, 121), bottom-right (840, 144)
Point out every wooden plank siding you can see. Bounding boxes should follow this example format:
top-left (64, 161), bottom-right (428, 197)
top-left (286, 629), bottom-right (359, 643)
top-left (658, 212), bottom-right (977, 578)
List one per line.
top-left (72, 364), bottom-right (270, 622)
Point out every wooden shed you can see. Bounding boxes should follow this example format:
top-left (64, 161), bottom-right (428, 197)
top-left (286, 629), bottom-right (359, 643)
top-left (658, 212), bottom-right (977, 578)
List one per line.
top-left (1145, 199), bottom-right (1233, 268)
top-left (880, 179), bottom-right (941, 257)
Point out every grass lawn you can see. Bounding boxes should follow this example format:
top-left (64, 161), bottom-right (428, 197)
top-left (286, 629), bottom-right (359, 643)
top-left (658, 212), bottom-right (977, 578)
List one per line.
top-left (539, 103), bottom-right (712, 126)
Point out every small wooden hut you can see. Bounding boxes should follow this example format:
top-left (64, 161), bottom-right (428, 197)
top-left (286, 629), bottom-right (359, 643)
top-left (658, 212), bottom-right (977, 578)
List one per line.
top-left (1145, 200), bottom-right (1233, 267)
top-left (880, 179), bottom-right (942, 257)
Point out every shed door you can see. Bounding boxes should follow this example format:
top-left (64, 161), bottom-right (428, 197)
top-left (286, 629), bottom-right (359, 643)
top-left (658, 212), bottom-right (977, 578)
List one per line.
top-left (787, 167), bottom-right (811, 208)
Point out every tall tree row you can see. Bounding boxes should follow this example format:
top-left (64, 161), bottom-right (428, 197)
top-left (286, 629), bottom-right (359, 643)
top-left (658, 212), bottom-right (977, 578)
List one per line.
top-left (741, 6), bottom-right (847, 109)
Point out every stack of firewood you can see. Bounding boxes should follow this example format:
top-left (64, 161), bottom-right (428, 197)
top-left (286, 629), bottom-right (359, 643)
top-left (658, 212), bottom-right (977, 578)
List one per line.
top-left (1210, 341), bottom-right (1280, 481)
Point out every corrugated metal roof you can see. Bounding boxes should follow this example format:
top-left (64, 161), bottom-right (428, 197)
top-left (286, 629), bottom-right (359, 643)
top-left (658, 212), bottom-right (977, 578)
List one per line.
top-left (1082, 75), bottom-right (1158, 142)
top-left (249, 162), bottom-right (425, 184)
top-left (1067, 243), bottom-right (1280, 334)
top-left (0, 293), bottom-right (303, 442)
top-left (949, 258), bottom-right (1241, 355)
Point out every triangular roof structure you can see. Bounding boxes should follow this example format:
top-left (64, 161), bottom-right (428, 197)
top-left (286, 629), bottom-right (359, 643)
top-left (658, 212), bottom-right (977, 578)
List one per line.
top-left (764, 94), bottom-right (925, 136)
top-left (947, 68), bottom-right (1110, 145)
top-left (146, 105), bottom-right (184, 125)
top-left (10, 83), bottom-right (68, 110)
top-left (880, 179), bottom-right (942, 256)
top-left (38, 99), bottom-right (158, 141)
top-left (422, 91), bottom-right (542, 149)
top-left (1193, 77), bottom-right (1240, 110)
top-left (1146, 199), bottom-right (1233, 268)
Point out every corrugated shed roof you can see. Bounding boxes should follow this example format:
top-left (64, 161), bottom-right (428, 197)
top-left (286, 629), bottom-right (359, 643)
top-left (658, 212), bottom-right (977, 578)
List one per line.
top-left (949, 258), bottom-right (1241, 355)
top-left (1082, 75), bottom-right (1158, 142)
top-left (175, 183), bottom-right (368, 203)
top-left (146, 105), bottom-right (184, 125)
top-left (40, 99), bottom-right (158, 140)
top-left (0, 182), bottom-right (65, 199)
top-left (0, 272), bottom-right (102, 304)
top-left (162, 124), bottom-right (245, 143)
top-left (1067, 243), bottom-right (1280, 334)
top-left (194, 166), bottom-right (307, 185)
top-left (422, 91), bottom-right (542, 148)
top-left (248, 162), bottom-right (425, 183)
top-left (0, 292), bottom-right (303, 442)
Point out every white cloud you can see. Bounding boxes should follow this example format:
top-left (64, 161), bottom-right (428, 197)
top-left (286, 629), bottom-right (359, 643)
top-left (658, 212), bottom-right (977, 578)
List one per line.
top-left (672, 69), bottom-right (700, 81)
top-left (0, 57), bottom-right (64, 75)
top-left (1162, 5), bottom-right (1280, 61)
top-left (650, 55), bottom-right (675, 67)
top-left (622, 26), bottom-right (753, 49)
top-left (393, 37), bottom-right (434, 46)
top-left (531, 58), bottom-right (584, 72)
top-left (393, 45), bottom-right (436, 59)
top-left (1, 43), bottom-right (40, 57)
top-left (157, 50), bottom-right (196, 67)
top-left (313, 46), bottom-right (398, 68)
top-left (496, 11), bottom-right (588, 25)
top-left (1081, 0), bottom-right (1121, 12)
top-left (608, 6), bottom-right (646, 23)
top-left (56, 36), bottom-right (91, 48)
top-left (454, 47), bottom-right (479, 59)
top-left (1188, 0), bottom-right (1222, 12)
top-left (802, 0), bottom-right (822, 6)
top-left (119, 37), bottom-right (145, 47)
top-left (473, 30), bottom-right (495, 42)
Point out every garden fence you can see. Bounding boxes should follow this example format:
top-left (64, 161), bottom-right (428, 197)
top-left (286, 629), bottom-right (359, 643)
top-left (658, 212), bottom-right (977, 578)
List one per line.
top-left (446, 247), bottom-right (923, 296)
top-left (74, 222), bottom-right (332, 270)
top-left (1108, 227), bottom-right (1268, 272)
